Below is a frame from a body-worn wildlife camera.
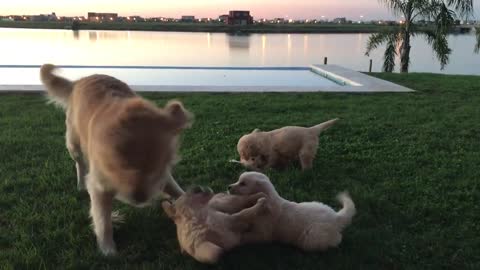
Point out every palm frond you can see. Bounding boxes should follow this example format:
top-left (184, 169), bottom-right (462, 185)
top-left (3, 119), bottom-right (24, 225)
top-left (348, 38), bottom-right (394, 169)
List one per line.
top-left (446, 0), bottom-right (474, 16)
top-left (423, 30), bottom-right (452, 69)
top-left (412, 0), bottom-right (438, 20)
top-left (434, 2), bottom-right (456, 34)
top-left (365, 32), bottom-right (393, 56)
top-left (378, 0), bottom-right (408, 17)
top-left (383, 35), bottom-right (398, 72)
top-left (475, 27), bottom-right (480, 54)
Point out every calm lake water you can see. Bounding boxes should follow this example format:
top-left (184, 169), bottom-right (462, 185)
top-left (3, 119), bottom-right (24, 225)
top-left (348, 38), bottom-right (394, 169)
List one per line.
top-left (1, 27), bottom-right (479, 75)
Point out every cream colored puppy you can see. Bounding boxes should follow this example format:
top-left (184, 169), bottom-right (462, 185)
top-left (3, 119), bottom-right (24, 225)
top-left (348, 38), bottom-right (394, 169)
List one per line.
top-left (162, 186), bottom-right (267, 264)
top-left (236, 119), bottom-right (339, 171)
top-left (40, 64), bottom-right (192, 255)
top-left (228, 172), bottom-right (356, 251)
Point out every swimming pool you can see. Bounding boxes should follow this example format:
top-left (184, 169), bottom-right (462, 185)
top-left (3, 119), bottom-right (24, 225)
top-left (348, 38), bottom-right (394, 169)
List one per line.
top-left (0, 65), bottom-right (413, 92)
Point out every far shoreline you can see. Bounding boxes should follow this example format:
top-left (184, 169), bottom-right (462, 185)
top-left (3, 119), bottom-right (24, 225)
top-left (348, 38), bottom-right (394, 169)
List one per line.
top-left (0, 21), bottom-right (409, 34)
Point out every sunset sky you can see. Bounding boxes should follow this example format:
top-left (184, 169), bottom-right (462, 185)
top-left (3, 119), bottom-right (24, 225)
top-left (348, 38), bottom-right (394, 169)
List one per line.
top-left (1, 0), bottom-right (479, 19)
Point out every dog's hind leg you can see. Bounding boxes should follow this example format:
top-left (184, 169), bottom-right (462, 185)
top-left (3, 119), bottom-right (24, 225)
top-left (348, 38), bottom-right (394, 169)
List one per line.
top-left (299, 140), bottom-right (318, 170)
top-left (86, 172), bottom-right (116, 256)
top-left (66, 120), bottom-right (87, 190)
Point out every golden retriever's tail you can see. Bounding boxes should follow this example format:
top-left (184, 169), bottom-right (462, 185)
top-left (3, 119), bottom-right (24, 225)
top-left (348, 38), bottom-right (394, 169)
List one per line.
top-left (335, 192), bottom-right (356, 230)
top-left (310, 118), bottom-right (339, 134)
top-left (40, 64), bottom-right (73, 108)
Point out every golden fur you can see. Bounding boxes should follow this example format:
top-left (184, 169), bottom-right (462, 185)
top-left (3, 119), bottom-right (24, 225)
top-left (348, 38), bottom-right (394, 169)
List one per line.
top-left (236, 119), bottom-right (339, 171)
top-left (228, 172), bottom-right (356, 251)
top-left (40, 64), bottom-right (192, 255)
top-left (162, 187), bottom-right (267, 264)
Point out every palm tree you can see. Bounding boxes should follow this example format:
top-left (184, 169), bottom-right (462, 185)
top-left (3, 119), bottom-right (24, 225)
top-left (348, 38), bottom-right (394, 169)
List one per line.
top-left (366, 0), bottom-right (474, 73)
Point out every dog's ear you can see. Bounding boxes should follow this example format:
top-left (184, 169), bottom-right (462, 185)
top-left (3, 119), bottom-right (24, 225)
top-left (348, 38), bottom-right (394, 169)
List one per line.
top-left (161, 201), bottom-right (176, 220)
top-left (165, 100), bottom-right (193, 131)
top-left (252, 128), bottom-right (260, 133)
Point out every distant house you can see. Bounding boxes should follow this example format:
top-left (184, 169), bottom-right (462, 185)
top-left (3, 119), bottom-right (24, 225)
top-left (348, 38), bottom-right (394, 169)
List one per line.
top-left (273, 18), bottom-right (286, 24)
top-left (0, 16), bottom-right (14, 22)
top-left (333, 17), bottom-right (347, 24)
top-left (181, 16), bottom-right (195, 22)
top-left (218, 14), bottom-right (229, 23)
top-left (227, 11), bottom-right (253, 25)
top-left (87, 12), bottom-right (118, 22)
top-left (30, 13), bottom-right (57, 22)
top-left (127, 16), bottom-right (144, 22)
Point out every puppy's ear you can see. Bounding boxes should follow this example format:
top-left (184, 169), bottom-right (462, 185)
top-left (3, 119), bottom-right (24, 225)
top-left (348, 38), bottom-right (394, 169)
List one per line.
top-left (165, 100), bottom-right (193, 131)
top-left (161, 201), bottom-right (176, 220)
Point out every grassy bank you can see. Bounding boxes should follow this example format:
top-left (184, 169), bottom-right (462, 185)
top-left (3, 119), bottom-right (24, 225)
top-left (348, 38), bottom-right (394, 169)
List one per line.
top-left (0, 21), bottom-right (401, 33)
top-left (0, 73), bottom-right (479, 269)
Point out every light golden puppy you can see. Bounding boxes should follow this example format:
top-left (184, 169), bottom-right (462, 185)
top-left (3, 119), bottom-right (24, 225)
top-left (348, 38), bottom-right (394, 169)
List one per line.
top-left (228, 172), bottom-right (356, 251)
top-left (162, 186), bottom-right (267, 264)
top-left (236, 119), bottom-right (339, 171)
top-left (40, 64), bottom-right (192, 255)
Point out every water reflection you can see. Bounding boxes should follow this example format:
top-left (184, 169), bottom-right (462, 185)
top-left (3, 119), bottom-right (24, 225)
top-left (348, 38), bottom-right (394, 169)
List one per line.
top-left (227, 33), bottom-right (251, 50)
top-left (88, 31), bottom-right (97, 42)
top-left (0, 28), bottom-right (478, 74)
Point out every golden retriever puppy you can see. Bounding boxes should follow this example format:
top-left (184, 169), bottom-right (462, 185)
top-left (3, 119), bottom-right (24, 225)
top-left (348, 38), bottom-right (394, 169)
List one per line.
top-left (162, 186), bottom-right (267, 264)
top-left (236, 119), bottom-right (339, 171)
top-left (40, 64), bottom-right (192, 255)
top-left (228, 172), bottom-right (356, 251)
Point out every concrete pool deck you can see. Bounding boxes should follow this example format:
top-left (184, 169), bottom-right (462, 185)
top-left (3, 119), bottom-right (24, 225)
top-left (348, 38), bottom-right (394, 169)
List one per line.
top-left (0, 65), bottom-right (414, 93)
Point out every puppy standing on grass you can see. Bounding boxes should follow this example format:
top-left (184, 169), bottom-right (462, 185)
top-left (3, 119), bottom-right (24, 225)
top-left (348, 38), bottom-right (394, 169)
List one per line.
top-left (40, 64), bottom-right (192, 255)
top-left (228, 172), bottom-right (356, 251)
top-left (236, 119), bottom-right (339, 171)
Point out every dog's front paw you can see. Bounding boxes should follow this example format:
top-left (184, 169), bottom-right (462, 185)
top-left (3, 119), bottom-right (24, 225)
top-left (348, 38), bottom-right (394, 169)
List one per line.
top-left (256, 197), bottom-right (271, 213)
top-left (98, 239), bottom-right (117, 256)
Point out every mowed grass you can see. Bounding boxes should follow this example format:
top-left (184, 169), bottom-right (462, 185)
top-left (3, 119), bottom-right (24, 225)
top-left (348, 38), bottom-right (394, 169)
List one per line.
top-left (0, 73), bottom-right (479, 269)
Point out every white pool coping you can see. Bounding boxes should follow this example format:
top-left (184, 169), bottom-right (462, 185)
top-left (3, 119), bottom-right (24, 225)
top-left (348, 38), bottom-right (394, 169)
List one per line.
top-left (0, 64), bottom-right (414, 93)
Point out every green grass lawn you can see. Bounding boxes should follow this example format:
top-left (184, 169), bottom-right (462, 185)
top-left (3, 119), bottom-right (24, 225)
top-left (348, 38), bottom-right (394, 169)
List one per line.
top-left (0, 73), bottom-right (479, 269)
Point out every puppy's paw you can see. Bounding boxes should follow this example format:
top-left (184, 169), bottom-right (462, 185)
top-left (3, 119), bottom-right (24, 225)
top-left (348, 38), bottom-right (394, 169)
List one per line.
top-left (249, 192), bottom-right (267, 202)
top-left (256, 197), bottom-right (271, 213)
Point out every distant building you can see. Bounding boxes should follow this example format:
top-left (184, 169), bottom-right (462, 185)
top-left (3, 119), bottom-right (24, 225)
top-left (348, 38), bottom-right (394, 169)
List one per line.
top-left (227, 11), bottom-right (253, 25)
top-left (218, 14), bottom-right (229, 23)
top-left (273, 18), bottom-right (286, 24)
top-left (1, 16), bottom-right (15, 21)
top-left (181, 16), bottom-right (195, 22)
top-left (127, 16), bottom-right (144, 22)
top-left (87, 12), bottom-right (118, 22)
top-left (333, 17), bottom-right (347, 24)
top-left (30, 12), bottom-right (57, 22)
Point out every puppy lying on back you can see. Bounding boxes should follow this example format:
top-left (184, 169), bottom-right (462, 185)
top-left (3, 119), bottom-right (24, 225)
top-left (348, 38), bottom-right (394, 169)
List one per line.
top-left (236, 119), bottom-right (338, 171)
top-left (162, 186), bottom-right (267, 264)
top-left (40, 64), bottom-right (192, 255)
top-left (228, 172), bottom-right (355, 251)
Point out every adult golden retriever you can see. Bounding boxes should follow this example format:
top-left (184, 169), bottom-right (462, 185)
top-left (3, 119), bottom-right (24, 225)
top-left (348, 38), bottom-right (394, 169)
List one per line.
top-left (40, 64), bottom-right (192, 255)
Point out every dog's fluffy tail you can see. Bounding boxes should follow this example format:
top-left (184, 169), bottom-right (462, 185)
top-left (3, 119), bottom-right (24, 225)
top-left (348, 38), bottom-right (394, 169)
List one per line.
top-left (335, 192), bottom-right (356, 230)
top-left (40, 64), bottom-right (73, 108)
top-left (310, 118), bottom-right (339, 134)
